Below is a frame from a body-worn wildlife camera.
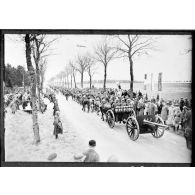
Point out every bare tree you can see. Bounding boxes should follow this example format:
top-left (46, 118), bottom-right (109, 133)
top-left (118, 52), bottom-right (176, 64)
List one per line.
top-left (86, 57), bottom-right (97, 89)
top-left (64, 65), bottom-right (71, 88)
top-left (114, 34), bottom-right (156, 91)
top-left (39, 58), bottom-right (47, 92)
top-left (32, 34), bottom-right (58, 110)
top-left (74, 55), bottom-right (89, 88)
top-left (69, 61), bottom-right (77, 88)
top-left (24, 34), bottom-right (40, 144)
top-left (94, 37), bottom-right (117, 90)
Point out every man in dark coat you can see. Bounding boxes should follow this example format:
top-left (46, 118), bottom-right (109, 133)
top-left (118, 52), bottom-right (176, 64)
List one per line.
top-left (53, 111), bottom-right (63, 139)
top-left (182, 106), bottom-right (192, 149)
top-left (179, 98), bottom-right (185, 112)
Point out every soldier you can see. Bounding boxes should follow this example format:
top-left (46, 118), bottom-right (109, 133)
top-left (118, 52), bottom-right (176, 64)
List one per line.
top-left (65, 92), bottom-right (69, 101)
top-left (144, 100), bottom-right (150, 115)
top-left (148, 98), bottom-right (158, 115)
top-left (137, 97), bottom-right (145, 116)
top-left (82, 95), bottom-right (90, 112)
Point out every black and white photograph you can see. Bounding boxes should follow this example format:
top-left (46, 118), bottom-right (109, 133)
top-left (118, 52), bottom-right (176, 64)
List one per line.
top-left (1, 2), bottom-right (195, 195)
top-left (1, 31), bottom-right (193, 165)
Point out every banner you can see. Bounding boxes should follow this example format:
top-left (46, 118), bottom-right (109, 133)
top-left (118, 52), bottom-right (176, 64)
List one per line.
top-left (158, 72), bottom-right (162, 91)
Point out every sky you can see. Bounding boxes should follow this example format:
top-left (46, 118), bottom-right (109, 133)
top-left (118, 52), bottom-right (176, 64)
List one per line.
top-left (4, 34), bottom-right (192, 84)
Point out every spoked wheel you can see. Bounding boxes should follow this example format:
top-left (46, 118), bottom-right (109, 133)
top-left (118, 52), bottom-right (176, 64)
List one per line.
top-left (126, 117), bottom-right (140, 141)
top-left (151, 115), bottom-right (165, 138)
top-left (106, 109), bottom-right (115, 128)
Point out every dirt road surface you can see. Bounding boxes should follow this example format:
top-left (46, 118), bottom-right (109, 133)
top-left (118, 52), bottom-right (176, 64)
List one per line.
top-left (57, 94), bottom-right (191, 163)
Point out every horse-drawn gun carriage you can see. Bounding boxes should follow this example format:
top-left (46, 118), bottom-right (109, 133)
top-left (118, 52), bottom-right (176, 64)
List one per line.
top-left (102, 103), bottom-right (167, 141)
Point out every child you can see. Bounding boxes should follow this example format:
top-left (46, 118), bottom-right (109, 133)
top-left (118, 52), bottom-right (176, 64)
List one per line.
top-left (83, 140), bottom-right (100, 162)
top-left (53, 111), bottom-right (63, 139)
top-left (74, 140), bottom-right (100, 162)
top-left (10, 100), bottom-right (17, 114)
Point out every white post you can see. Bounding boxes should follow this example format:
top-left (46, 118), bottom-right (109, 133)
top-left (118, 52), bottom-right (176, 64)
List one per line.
top-left (151, 73), bottom-right (154, 91)
top-left (144, 74), bottom-right (147, 90)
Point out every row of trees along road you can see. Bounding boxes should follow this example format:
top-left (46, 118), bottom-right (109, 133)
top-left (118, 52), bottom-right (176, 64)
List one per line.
top-left (51, 35), bottom-right (156, 91)
top-left (52, 53), bottom-right (97, 90)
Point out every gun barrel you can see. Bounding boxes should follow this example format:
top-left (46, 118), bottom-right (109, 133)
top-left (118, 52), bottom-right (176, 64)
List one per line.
top-left (143, 119), bottom-right (168, 128)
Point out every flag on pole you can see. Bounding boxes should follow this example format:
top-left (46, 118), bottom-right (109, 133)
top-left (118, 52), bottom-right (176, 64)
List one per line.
top-left (158, 72), bottom-right (162, 91)
top-left (144, 74), bottom-right (147, 90)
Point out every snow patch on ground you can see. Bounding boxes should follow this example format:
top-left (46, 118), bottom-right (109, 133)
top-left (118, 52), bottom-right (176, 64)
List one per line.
top-left (5, 99), bottom-right (86, 162)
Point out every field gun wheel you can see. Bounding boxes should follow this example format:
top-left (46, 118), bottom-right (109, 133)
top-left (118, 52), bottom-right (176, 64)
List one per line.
top-left (106, 109), bottom-right (115, 128)
top-left (151, 115), bottom-right (165, 138)
top-left (126, 116), bottom-right (140, 141)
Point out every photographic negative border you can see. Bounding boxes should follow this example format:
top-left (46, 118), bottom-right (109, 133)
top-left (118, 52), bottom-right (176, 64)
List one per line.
top-left (0, 29), bottom-right (194, 167)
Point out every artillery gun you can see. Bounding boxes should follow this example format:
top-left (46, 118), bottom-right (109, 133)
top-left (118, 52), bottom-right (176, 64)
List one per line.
top-left (104, 104), bottom-right (167, 141)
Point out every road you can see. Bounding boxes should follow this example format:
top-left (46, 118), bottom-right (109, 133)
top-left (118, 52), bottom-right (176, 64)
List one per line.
top-left (57, 94), bottom-right (191, 163)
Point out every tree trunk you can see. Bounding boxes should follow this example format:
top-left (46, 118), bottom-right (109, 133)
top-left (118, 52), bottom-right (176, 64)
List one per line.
top-left (73, 72), bottom-right (77, 88)
top-left (63, 77), bottom-right (66, 88)
top-left (89, 75), bottom-right (92, 89)
top-left (34, 38), bottom-right (41, 111)
top-left (129, 56), bottom-right (134, 92)
top-left (70, 75), bottom-right (72, 88)
top-left (25, 34), bottom-right (40, 144)
top-left (40, 71), bottom-right (45, 92)
top-left (67, 75), bottom-right (69, 88)
top-left (65, 76), bottom-right (67, 88)
top-left (40, 73), bottom-right (43, 92)
top-left (35, 64), bottom-right (41, 111)
top-left (81, 72), bottom-right (83, 88)
top-left (103, 63), bottom-right (107, 90)
top-left (63, 77), bottom-right (65, 87)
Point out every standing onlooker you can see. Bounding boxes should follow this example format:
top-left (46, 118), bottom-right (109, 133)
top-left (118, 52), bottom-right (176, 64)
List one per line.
top-left (166, 101), bottom-right (174, 126)
top-left (157, 99), bottom-right (163, 115)
top-left (179, 98), bottom-right (185, 112)
top-left (184, 98), bottom-right (190, 108)
top-left (181, 106), bottom-right (192, 130)
top-left (173, 103), bottom-right (182, 132)
top-left (53, 111), bottom-right (63, 139)
top-left (10, 100), bottom-right (17, 114)
top-left (182, 103), bottom-right (192, 149)
top-left (161, 101), bottom-right (169, 124)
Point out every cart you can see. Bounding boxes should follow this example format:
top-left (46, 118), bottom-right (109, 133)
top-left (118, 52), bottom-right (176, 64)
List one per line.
top-left (105, 105), bottom-right (167, 141)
